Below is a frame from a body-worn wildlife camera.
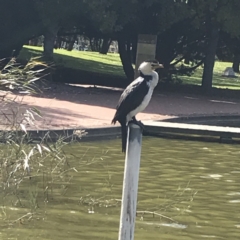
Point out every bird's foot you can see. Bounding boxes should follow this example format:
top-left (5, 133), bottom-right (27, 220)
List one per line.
top-left (128, 119), bottom-right (145, 132)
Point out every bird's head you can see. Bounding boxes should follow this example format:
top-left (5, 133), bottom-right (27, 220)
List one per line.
top-left (138, 59), bottom-right (164, 75)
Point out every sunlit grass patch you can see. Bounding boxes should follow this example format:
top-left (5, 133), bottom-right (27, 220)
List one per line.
top-left (181, 61), bottom-right (240, 89)
top-left (20, 46), bottom-right (125, 77)
top-left (19, 46), bottom-right (240, 89)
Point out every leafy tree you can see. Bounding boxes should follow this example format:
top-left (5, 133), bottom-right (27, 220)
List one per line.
top-left (0, 0), bottom-right (43, 66)
top-left (4, 0), bottom-right (240, 90)
top-left (115, 0), bottom-right (190, 81)
top-left (0, 0), bottom-right (83, 64)
top-left (218, 33), bottom-right (240, 73)
top-left (33, 0), bottom-right (82, 59)
top-left (188, 0), bottom-right (240, 91)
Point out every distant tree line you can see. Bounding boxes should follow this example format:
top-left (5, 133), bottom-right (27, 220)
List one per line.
top-left (1, 0), bottom-right (240, 91)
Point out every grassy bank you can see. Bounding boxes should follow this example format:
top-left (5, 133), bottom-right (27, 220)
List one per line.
top-left (19, 46), bottom-right (240, 89)
top-left (19, 46), bottom-right (125, 77)
top-left (181, 61), bottom-right (240, 90)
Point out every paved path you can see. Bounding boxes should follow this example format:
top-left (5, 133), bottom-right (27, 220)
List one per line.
top-left (1, 83), bottom-right (240, 130)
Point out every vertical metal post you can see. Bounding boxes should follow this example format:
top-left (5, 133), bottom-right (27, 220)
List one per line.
top-left (118, 123), bottom-right (143, 240)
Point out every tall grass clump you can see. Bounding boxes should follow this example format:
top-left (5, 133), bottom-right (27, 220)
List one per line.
top-left (0, 58), bottom-right (82, 226)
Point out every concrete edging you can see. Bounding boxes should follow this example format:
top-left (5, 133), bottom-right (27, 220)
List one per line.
top-left (1, 115), bottom-right (240, 144)
top-left (0, 126), bottom-right (121, 143)
top-left (163, 114), bottom-right (240, 124)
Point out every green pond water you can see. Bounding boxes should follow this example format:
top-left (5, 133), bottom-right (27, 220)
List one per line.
top-left (1, 137), bottom-right (240, 239)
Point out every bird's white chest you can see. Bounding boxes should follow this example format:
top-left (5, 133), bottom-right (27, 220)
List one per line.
top-left (127, 87), bottom-right (153, 122)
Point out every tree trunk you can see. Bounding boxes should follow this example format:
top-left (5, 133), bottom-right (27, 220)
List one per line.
top-left (64, 36), bottom-right (71, 50)
top-left (202, 25), bottom-right (219, 91)
top-left (98, 39), bottom-right (101, 52)
top-left (131, 36), bottom-right (137, 64)
top-left (184, 52), bottom-right (190, 64)
top-left (43, 25), bottom-right (59, 60)
top-left (127, 39), bottom-right (131, 58)
top-left (29, 38), bottom-right (38, 46)
top-left (55, 36), bottom-right (62, 49)
top-left (67, 28), bottom-right (78, 51)
top-left (118, 37), bottom-right (134, 82)
top-left (89, 37), bottom-right (93, 51)
top-left (91, 38), bottom-right (100, 51)
top-left (93, 39), bottom-right (99, 51)
top-left (67, 35), bottom-right (77, 51)
top-left (99, 38), bottom-right (111, 54)
top-left (67, 40), bottom-right (75, 51)
top-left (232, 54), bottom-right (240, 73)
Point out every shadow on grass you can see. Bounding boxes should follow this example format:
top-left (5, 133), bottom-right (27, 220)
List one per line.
top-left (19, 47), bottom-right (125, 77)
top-left (19, 47), bottom-right (129, 88)
top-left (55, 53), bottom-right (124, 76)
top-left (19, 46), bottom-right (240, 91)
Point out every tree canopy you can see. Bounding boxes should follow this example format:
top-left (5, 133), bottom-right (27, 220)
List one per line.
top-left (1, 0), bottom-right (240, 91)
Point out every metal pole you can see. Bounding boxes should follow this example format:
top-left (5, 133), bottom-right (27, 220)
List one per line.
top-left (118, 123), bottom-right (143, 240)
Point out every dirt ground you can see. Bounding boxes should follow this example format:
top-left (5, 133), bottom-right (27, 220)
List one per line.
top-left (2, 82), bottom-right (240, 130)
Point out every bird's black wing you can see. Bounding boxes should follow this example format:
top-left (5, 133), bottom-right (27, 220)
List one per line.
top-left (113, 77), bottom-right (149, 122)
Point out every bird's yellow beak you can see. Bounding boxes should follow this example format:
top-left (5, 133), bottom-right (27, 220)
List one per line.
top-left (152, 63), bottom-right (164, 70)
top-left (155, 63), bottom-right (164, 69)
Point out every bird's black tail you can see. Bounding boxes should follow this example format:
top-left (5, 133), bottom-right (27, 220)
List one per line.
top-left (121, 122), bottom-right (127, 153)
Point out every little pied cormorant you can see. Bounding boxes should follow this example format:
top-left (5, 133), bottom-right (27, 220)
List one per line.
top-left (111, 59), bottom-right (163, 152)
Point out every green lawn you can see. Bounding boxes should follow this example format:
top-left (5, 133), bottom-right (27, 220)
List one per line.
top-left (19, 46), bottom-right (240, 89)
top-left (19, 45), bottom-right (125, 77)
top-left (181, 61), bottom-right (240, 89)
